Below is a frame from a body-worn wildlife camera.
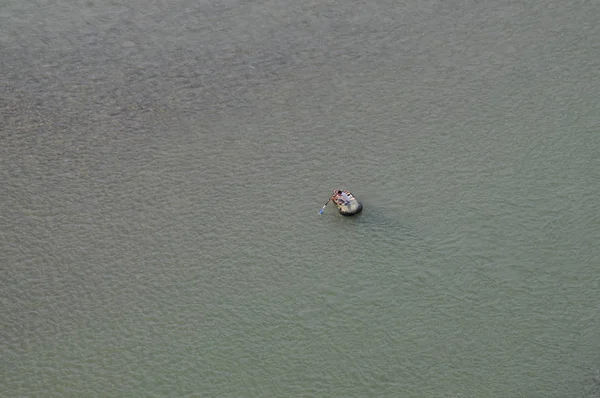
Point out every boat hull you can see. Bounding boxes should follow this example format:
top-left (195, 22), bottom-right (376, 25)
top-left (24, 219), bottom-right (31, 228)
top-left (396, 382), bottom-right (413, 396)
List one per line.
top-left (338, 199), bottom-right (363, 216)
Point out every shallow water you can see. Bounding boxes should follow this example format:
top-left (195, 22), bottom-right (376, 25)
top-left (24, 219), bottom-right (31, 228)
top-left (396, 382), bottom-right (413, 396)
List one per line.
top-left (2, 0), bottom-right (600, 396)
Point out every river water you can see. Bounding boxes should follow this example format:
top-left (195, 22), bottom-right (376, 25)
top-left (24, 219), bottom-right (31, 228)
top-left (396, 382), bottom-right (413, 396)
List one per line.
top-left (2, 0), bottom-right (599, 396)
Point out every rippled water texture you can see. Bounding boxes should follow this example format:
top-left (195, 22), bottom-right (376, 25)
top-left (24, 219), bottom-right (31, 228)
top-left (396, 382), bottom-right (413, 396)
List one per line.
top-left (2, 0), bottom-right (599, 396)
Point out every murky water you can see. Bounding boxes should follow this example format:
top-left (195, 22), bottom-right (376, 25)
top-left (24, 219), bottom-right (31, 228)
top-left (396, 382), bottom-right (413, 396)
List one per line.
top-left (2, 0), bottom-right (599, 396)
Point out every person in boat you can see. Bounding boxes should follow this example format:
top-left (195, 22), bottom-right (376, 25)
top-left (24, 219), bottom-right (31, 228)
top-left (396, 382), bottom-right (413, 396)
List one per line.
top-left (319, 189), bottom-right (362, 215)
top-left (330, 190), bottom-right (354, 207)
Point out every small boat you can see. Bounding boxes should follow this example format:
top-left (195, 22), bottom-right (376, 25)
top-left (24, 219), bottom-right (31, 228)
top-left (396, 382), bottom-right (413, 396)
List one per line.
top-left (337, 196), bottom-right (363, 216)
top-left (319, 190), bottom-right (363, 216)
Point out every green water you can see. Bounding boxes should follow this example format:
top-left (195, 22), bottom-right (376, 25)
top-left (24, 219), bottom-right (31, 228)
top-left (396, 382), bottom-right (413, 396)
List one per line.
top-left (2, 0), bottom-right (599, 396)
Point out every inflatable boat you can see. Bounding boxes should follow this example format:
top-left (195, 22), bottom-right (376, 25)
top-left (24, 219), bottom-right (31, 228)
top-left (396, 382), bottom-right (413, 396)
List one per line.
top-left (319, 190), bottom-right (363, 216)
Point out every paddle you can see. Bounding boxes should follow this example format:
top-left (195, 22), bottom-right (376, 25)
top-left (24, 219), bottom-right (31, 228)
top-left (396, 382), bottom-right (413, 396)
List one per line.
top-left (318, 199), bottom-right (330, 215)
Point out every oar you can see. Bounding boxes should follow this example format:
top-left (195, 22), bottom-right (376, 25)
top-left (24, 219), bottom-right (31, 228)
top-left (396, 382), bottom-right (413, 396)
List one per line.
top-left (318, 199), bottom-right (330, 215)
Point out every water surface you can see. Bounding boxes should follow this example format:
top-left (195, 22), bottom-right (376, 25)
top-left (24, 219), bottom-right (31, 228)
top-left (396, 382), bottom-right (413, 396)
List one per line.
top-left (1, 0), bottom-right (599, 396)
